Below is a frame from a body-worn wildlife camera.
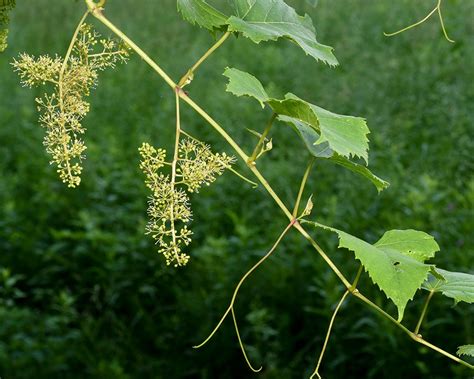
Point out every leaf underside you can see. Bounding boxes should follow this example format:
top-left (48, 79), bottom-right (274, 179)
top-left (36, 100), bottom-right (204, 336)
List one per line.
top-left (223, 67), bottom-right (388, 191)
top-left (177, 0), bottom-right (338, 65)
top-left (423, 268), bottom-right (474, 304)
top-left (307, 222), bottom-right (440, 321)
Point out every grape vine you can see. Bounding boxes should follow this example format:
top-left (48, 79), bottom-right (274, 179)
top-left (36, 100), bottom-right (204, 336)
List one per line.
top-left (7, 0), bottom-right (473, 377)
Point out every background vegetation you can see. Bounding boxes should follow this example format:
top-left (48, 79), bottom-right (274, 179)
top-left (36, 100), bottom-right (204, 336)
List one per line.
top-left (0, 0), bottom-right (472, 378)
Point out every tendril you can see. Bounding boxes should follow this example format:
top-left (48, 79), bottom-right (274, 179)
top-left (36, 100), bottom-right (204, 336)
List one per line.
top-left (384, 0), bottom-right (454, 43)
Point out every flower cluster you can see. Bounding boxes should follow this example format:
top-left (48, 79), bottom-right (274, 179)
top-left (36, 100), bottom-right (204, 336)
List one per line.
top-left (139, 138), bottom-right (234, 267)
top-left (12, 23), bottom-right (130, 187)
top-left (0, 0), bottom-right (15, 52)
top-left (178, 138), bottom-right (235, 192)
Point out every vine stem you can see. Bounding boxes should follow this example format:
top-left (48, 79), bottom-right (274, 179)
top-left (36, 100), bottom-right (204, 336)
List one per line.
top-left (248, 113), bottom-right (276, 164)
top-left (414, 289), bottom-right (435, 336)
top-left (193, 220), bottom-right (295, 372)
top-left (310, 265), bottom-right (363, 379)
top-left (85, 5), bottom-right (473, 370)
top-left (311, 291), bottom-right (349, 379)
top-left (293, 157), bottom-right (315, 218)
top-left (178, 31), bottom-right (231, 87)
top-left (193, 221), bottom-right (294, 343)
top-left (169, 88), bottom-right (182, 265)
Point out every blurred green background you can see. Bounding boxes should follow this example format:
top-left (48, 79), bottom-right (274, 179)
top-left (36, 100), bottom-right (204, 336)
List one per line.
top-left (0, 0), bottom-right (473, 378)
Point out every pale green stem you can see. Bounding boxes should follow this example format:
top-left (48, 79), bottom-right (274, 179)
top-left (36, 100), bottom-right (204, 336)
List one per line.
top-left (169, 89), bottom-right (182, 265)
top-left (178, 31), bottom-right (231, 87)
top-left (310, 265), bottom-right (363, 379)
top-left (293, 157), bottom-right (315, 218)
top-left (310, 291), bottom-right (349, 379)
top-left (231, 307), bottom-right (263, 373)
top-left (193, 220), bottom-right (294, 349)
top-left (86, 2), bottom-right (176, 88)
top-left (384, 3), bottom-right (438, 37)
top-left (437, 1), bottom-right (455, 43)
top-left (86, 6), bottom-right (472, 370)
top-left (353, 291), bottom-right (474, 370)
top-left (414, 290), bottom-right (435, 336)
top-left (248, 113), bottom-right (277, 164)
top-left (384, 0), bottom-right (454, 43)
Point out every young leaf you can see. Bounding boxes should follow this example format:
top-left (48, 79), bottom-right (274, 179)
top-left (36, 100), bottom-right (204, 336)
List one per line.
top-left (176, 0), bottom-right (227, 30)
top-left (456, 345), bottom-right (474, 358)
top-left (306, 222), bottom-right (437, 321)
top-left (223, 67), bottom-right (269, 108)
top-left (422, 268), bottom-right (474, 305)
top-left (227, 0), bottom-right (338, 65)
top-left (0, 0), bottom-right (15, 52)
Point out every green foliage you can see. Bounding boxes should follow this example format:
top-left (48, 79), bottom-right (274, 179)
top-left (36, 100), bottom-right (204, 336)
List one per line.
top-left (0, 0), bottom-right (15, 52)
top-left (307, 222), bottom-right (440, 320)
top-left (224, 67), bottom-right (388, 191)
top-left (0, 0), bottom-right (472, 378)
top-left (177, 0), bottom-right (337, 64)
top-left (423, 268), bottom-right (474, 304)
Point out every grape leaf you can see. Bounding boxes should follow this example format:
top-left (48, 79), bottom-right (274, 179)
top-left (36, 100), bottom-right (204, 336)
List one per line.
top-left (176, 0), bottom-right (337, 65)
top-left (224, 68), bottom-right (370, 163)
top-left (0, 0), bottom-right (15, 52)
top-left (422, 268), bottom-right (474, 304)
top-left (224, 68), bottom-right (387, 190)
top-left (227, 0), bottom-right (338, 65)
top-left (277, 93), bottom-right (370, 163)
top-left (457, 345), bottom-right (474, 358)
top-left (307, 222), bottom-right (437, 321)
top-left (280, 116), bottom-right (388, 191)
top-left (223, 67), bottom-right (269, 108)
top-left (176, 0), bottom-right (227, 30)
top-left (374, 230), bottom-right (439, 262)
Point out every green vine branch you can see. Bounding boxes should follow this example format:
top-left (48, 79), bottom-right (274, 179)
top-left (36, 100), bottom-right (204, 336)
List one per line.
top-left (82, 1), bottom-right (473, 371)
top-left (414, 289), bottom-right (436, 336)
top-left (384, 0), bottom-right (455, 43)
top-left (193, 220), bottom-right (295, 372)
top-left (178, 31), bottom-right (231, 88)
top-left (310, 265), bottom-right (363, 379)
top-left (248, 112), bottom-right (277, 164)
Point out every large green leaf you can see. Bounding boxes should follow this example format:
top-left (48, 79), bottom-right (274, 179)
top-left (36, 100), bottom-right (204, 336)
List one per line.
top-left (176, 0), bottom-right (227, 30)
top-left (176, 0), bottom-right (337, 65)
top-left (281, 116), bottom-right (388, 192)
top-left (457, 345), bottom-right (474, 358)
top-left (227, 0), bottom-right (337, 65)
top-left (423, 268), bottom-right (474, 304)
top-left (224, 68), bottom-right (388, 190)
top-left (0, 0), bottom-right (15, 52)
top-left (307, 222), bottom-right (438, 321)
